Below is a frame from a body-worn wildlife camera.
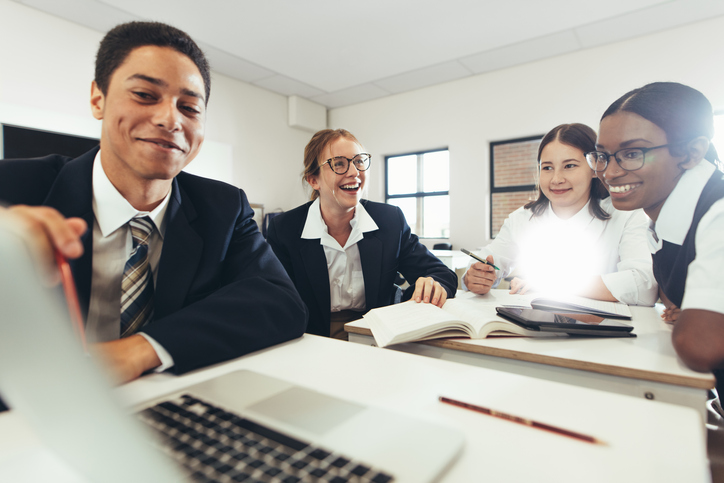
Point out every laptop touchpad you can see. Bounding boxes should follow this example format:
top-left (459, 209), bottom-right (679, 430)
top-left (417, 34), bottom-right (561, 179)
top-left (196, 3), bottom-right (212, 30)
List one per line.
top-left (248, 387), bottom-right (365, 435)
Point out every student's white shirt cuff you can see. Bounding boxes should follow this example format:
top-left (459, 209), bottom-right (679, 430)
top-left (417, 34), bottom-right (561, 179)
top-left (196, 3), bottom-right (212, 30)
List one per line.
top-left (601, 270), bottom-right (657, 306)
top-left (138, 332), bottom-right (175, 372)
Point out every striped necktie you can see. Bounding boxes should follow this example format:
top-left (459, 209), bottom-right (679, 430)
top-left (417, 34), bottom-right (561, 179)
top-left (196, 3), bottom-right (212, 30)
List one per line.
top-left (120, 216), bottom-right (155, 337)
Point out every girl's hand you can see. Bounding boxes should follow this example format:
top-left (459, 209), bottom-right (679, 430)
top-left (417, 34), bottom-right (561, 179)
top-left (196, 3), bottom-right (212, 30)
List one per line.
top-left (463, 255), bottom-right (497, 295)
top-left (412, 276), bottom-right (448, 307)
top-left (662, 306), bottom-right (681, 323)
top-left (509, 277), bottom-right (531, 295)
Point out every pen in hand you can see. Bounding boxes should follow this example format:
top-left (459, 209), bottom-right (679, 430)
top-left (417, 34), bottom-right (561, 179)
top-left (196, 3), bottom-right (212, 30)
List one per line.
top-left (439, 396), bottom-right (604, 445)
top-left (461, 248), bottom-right (500, 270)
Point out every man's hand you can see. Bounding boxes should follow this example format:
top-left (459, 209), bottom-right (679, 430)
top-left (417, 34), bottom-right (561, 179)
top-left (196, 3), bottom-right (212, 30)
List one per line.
top-left (463, 255), bottom-right (497, 295)
top-left (412, 276), bottom-right (448, 307)
top-left (3, 205), bottom-right (86, 282)
top-left (91, 335), bottom-right (162, 384)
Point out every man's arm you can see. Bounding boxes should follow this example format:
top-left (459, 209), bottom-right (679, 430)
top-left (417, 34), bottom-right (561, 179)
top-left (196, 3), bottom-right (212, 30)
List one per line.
top-left (91, 335), bottom-right (161, 383)
top-left (394, 206), bottom-right (458, 301)
top-left (0, 206), bottom-right (157, 383)
top-left (672, 309), bottom-right (724, 372)
top-left (141, 189), bottom-right (308, 374)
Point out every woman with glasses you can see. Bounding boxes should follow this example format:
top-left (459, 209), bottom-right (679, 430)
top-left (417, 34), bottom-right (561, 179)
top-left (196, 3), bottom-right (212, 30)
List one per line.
top-left (593, 82), bottom-right (724, 379)
top-left (463, 123), bottom-right (657, 305)
top-left (267, 129), bottom-right (457, 339)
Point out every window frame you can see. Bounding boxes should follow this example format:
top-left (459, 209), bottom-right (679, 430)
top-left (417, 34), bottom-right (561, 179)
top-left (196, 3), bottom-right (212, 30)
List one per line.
top-left (489, 135), bottom-right (543, 238)
top-left (385, 147), bottom-right (450, 239)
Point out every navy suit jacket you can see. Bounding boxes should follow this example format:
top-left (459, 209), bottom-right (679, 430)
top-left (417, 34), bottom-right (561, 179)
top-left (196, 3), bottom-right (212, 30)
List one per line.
top-left (267, 200), bottom-right (457, 336)
top-left (0, 148), bottom-right (307, 374)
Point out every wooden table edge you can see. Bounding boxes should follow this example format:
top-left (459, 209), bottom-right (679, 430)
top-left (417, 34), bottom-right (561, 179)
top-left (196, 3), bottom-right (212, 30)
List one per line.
top-left (345, 326), bottom-right (715, 390)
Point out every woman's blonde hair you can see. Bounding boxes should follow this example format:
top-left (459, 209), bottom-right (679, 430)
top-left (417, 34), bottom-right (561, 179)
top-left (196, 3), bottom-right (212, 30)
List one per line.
top-left (302, 129), bottom-right (362, 201)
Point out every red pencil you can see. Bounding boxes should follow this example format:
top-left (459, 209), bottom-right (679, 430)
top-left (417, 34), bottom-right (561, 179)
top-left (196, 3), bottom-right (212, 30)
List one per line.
top-left (54, 250), bottom-right (87, 352)
top-left (439, 396), bottom-right (605, 445)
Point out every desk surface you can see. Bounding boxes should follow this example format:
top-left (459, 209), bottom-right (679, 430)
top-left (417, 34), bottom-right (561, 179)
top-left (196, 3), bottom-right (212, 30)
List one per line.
top-left (0, 334), bottom-right (710, 482)
top-left (347, 290), bottom-right (715, 390)
top-left (124, 335), bottom-right (710, 482)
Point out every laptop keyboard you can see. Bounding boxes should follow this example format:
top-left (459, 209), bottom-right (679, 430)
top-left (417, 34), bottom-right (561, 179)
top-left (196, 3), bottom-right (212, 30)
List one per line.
top-left (137, 394), bottom-right (395, 483)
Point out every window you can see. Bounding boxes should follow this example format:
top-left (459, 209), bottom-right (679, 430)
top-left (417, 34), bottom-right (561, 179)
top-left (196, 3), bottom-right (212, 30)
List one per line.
top-left (385, 149), bottom-right (449, 238)
top-left (489, 135), bottom-right (543, 237)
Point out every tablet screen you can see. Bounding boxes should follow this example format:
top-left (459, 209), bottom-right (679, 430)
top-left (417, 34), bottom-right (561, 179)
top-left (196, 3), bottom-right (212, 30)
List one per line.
top-left (496, 307), bottom-right (634, 332)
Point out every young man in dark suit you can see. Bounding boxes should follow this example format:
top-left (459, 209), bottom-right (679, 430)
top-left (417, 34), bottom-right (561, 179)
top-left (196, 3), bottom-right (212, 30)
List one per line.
top-left (0, 22), bottom-right (307, 385)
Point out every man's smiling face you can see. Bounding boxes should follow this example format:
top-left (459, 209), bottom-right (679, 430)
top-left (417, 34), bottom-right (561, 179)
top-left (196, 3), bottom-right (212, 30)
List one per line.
top-left (91, 45), bottom-right (206, 186)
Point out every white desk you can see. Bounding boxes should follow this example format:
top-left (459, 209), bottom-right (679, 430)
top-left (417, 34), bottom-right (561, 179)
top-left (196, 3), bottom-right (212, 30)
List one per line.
top-left (430, 249), bottom-right (469, 270)
top-left (347, 290), bottom-right (715, 420)
top-left (430, 250), bottom-right (469, 289)
top-left (0, 334), bottom-right (710, 482)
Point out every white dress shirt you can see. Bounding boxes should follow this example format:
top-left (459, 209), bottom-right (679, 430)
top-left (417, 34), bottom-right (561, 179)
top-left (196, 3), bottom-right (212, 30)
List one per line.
top-left (648, 160), bottom-right (724, 314)
top-left (86, 152), bottom-right (174, 370)
top-left (301, 199), bottom-right (379, 312)
top-left (463, 198), bottom-right (657, 305)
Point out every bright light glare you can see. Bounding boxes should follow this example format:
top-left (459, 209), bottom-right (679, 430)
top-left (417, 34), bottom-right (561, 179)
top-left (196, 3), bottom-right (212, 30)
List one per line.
top-left (515, 218), bottom-right (607, 297)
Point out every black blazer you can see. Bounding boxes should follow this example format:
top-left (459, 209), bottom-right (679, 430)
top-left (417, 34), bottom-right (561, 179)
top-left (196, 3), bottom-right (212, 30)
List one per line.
top-left (0, 148), bottom-right (307, 374)
top-left (267, 200), bottom-right (457, 336)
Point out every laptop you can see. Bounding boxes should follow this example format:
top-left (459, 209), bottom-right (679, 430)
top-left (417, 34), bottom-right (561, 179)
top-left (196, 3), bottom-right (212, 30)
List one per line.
top-left (0, 222), bottom-right (463, 483)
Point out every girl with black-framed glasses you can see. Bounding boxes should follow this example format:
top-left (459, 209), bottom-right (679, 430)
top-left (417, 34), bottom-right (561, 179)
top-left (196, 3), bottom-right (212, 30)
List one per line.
top-left (266, 129), bottom-right (457, 340)
top-left (594, 82), bottom-right (724, 385)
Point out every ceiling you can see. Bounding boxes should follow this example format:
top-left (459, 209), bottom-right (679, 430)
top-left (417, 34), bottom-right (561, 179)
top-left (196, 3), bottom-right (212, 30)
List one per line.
top-left (12, 0), bottom-right (724, 108)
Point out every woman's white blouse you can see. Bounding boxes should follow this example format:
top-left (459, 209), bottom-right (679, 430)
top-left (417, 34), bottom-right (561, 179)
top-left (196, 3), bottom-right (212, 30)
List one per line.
top-left (301, 199), bottom-right (379, 312)
top-left (465, 198), bottom-right (657, 305)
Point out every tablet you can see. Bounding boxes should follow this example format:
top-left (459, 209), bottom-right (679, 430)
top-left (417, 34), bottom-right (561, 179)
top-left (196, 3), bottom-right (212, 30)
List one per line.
top-left (495, 307), bottom-right (636, 338)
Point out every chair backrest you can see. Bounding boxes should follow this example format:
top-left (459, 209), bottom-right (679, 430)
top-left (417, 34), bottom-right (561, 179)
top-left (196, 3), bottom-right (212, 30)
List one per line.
top-left (433, 243), bottom-right (452, 250)
top-left (263, 212), bottom-right (283, 238)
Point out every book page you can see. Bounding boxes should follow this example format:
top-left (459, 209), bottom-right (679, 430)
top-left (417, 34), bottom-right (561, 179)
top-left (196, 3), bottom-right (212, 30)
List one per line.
top-left (455, 290), bottom-right (536, 308)
top-left (441, 297), bottom-right (535, 337)
top-left (366, 301), bottom-right (473, 347)
top-left (442, 298), bottom-right (506, 331)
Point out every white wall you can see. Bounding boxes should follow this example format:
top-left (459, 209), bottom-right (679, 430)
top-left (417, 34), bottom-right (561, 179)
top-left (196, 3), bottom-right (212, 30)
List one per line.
top-left (0, 0), bottom-right (312, 215)
top-left (329, 15), bottom-right (724, 250)
top-left (5, 0), bottom-right (724, 242)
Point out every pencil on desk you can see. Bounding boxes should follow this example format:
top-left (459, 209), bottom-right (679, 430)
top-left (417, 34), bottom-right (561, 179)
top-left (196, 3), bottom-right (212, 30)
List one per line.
top-left (55, 250), bottom-right (87, 352)
top-left (439, 396), bottom-right (605, 445)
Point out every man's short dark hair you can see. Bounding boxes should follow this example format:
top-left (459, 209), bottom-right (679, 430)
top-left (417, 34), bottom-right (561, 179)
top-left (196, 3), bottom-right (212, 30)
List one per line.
top-left (95, 21), bottom-right (211, 104)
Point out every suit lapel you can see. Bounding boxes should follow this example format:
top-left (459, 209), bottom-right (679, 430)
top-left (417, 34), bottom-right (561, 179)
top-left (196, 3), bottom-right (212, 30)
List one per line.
top-left (358, 233), bottom-right (383, 310)
top-left (42, 149), bottom-right (97, 318)
top-left (154, 179), bottom-right (203, 319)
top-left (300, 239), bottom-right (331, 319)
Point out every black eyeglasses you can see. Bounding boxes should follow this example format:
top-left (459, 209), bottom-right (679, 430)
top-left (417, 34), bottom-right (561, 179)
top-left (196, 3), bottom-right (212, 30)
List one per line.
top-left (324, 153), bottom-right (371, 174)
top-left (585, 144), bottom-right (681, 172)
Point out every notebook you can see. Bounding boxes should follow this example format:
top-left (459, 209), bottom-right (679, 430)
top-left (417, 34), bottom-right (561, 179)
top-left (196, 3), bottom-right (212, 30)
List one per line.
top-left (0, 222), bottom-right (463, 483)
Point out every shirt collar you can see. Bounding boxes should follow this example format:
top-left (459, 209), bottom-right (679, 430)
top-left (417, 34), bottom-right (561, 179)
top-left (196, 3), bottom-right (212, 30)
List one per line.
top-left (652, 160), bottom-right (716, 247)
top-left (92, 151), bottom-right (171, 239)
top-left (301, 199), bottom-right (379, 250)
top-left (544, 200), bottom-right (593, 224)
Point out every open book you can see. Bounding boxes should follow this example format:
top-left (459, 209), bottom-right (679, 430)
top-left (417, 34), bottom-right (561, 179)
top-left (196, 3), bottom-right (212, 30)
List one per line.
top-left (365, 296), bottom-right (548, 348)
